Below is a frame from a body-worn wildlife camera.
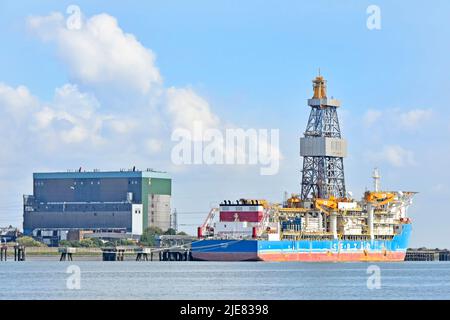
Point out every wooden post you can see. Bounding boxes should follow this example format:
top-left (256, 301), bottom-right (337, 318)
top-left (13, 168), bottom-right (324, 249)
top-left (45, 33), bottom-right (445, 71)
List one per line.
top-left (14, 245), bottom-right (25, 261)
top-left (0, 246), bottom-right (7, 261)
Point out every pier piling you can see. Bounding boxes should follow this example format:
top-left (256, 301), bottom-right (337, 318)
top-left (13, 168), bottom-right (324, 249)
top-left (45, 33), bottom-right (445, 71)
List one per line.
top-left (0, 245), bottom-right (7, 261)
top-left (102, 247), bottom-right (125, 261)
top-left (59, 247), bottom-right (76, 261)
top-left (159, 249), bottom-right (191, 261)
top-left (135, 248), bottom-right (151, 261)
top-left (13, 245), bottom-right (26, 261)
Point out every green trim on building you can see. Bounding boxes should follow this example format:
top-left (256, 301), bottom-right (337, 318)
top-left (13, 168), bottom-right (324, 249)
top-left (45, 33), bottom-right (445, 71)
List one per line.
top-left (141, 177), bottom-right (171, 229)
top-left (149, 178), bottom-right (172, 195)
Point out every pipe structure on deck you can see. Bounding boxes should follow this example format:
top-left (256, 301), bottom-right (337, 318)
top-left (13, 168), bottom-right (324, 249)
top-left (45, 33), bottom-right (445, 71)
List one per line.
top-left (330, 213), bottom-right (338, 240)
top-left (318, 212), bottom-right (323, 232)
top-left (368, 204), bottom-right (374, 241)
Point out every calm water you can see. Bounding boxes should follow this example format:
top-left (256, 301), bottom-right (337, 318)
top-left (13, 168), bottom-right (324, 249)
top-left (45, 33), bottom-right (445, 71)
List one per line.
top-left (0, 261), bottom-right (449, 299)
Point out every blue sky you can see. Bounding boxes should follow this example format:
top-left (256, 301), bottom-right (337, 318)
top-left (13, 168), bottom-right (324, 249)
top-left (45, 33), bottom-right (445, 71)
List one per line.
top-left (1, 0), bottom-right (449, 248)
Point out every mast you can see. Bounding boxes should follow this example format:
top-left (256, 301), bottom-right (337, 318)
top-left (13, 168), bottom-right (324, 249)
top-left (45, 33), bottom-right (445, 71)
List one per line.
top-left (300, 74), bottom-right (347, 199)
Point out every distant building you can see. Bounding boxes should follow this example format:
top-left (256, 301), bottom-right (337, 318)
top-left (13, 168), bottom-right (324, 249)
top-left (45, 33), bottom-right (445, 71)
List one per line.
top-left (0, 226), bottom-right (20, 242)
top-left (23, 169), bottom-right (171, 244)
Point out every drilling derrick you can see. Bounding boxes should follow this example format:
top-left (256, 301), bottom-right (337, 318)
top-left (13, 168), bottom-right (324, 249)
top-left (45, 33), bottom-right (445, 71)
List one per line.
top-left (300, 74), bottom-right (347, 199)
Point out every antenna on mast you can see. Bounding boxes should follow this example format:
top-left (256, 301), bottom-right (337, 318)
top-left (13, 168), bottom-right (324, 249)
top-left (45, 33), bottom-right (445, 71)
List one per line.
top-left (372, 168), bottom-right (381, 192)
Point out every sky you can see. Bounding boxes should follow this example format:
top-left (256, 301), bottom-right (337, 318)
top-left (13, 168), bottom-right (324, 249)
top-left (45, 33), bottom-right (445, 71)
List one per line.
top-left (0, 0), bottom-right (450, 248)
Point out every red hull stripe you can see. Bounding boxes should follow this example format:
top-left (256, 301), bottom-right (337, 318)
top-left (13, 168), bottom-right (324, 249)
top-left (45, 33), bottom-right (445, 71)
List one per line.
top-left (192, 251), bottom-right (406, 262)
top-left (259, 251), bottom-right (406, 262)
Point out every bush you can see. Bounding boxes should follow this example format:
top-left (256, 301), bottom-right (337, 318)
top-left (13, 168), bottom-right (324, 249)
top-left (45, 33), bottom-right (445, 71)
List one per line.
top-left (117, 239), bottom-right (136, 246)
top-left (59, 240), bottom-right (72, 247)
top-left (78, 239), bottom-right (96, 247)
top-left (16, 236), bottom-right (47, 247)
top-left (59, 238), bottom-right (105, 248)
top-left (89, 238), bottom-right (105, 247)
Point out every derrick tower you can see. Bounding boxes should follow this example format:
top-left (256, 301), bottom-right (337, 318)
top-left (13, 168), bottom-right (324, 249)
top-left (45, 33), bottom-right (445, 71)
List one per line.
top-left (300, 74), bottom-right (347, 199)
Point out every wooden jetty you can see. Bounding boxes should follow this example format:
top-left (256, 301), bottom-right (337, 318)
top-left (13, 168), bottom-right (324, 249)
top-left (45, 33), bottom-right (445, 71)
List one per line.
top-left (405, 248), bottom-right (450, 261)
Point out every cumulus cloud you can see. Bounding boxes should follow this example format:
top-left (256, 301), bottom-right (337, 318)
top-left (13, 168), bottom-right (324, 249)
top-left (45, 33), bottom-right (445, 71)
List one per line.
top-left (362, 108), bottom-right (432, 131)
top-left (0, 9), bottom-right (283, 182)
top-left (145, 138), bottom-right (163, 154)
top-left (28, 12), bottom-right (162, 94)
top-left (0, 83), bottom-right (39, 119)
top-left (366, 145), bottom-right (416, 167)
top-left (166, 87), bottom-right (220, 134)
top-left (0, 83), bottom-right (102, 150)
top-left (399, 108), bottom-right (432, 130)
top-left (363, 109), bottom-right (382, 127)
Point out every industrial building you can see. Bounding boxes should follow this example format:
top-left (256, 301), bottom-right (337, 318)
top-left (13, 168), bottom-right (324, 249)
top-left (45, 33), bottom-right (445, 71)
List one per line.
top-left (23, 168), bottom-right (171, 245)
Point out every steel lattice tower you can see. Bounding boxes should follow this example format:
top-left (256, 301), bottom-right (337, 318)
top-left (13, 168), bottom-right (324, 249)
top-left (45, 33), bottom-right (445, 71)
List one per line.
top-left (300, 75), bottom-right (347, 199)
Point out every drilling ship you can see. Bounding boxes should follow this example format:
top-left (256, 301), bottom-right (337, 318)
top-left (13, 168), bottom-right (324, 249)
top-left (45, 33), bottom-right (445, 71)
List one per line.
top-left (191, 74), bottom-right (416, 262)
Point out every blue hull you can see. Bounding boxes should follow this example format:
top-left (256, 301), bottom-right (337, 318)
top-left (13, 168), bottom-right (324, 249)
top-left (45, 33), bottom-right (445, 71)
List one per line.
top-left (191, 224), bottom-right (411, 262)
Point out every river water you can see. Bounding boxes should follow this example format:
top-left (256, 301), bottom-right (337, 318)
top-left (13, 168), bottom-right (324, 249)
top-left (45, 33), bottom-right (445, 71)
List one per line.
top-left (0, 261), bottom-right (449, 299)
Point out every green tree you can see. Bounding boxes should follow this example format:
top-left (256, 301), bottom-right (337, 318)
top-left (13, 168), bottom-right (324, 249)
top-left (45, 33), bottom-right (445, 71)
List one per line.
top-left (164, 228), bottom-right (177, 235)
top-left (140, 226), bottom-right (163, 246)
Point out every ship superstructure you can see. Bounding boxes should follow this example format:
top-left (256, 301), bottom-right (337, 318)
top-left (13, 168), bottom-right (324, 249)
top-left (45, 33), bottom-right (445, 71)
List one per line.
top-left (192, 74), bottom-right (416, 262)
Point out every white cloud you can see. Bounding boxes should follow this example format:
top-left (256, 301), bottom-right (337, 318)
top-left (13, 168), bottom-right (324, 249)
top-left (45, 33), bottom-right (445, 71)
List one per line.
top-left (0, 10), bottom-right (284, 221)
top-left (26, 11), bottom-right (271, 142)
top-left (362, 108), bottom-right (432, 131)
top-left (166, 87), bottom-right (220, 135)
top-left (363, 109), bottom-right (382, 127)
top-left (145, 139), bottom-right (163, 154)
top-left (399, 108), bottom-right (432, 130)
top-left (105, 117), bottom-right (138, 135)
top-left (0, 83), bottom-right (39, 119)
top-left (165, 87), bottom-right (283, 167)
top-left (28, 13), bottom-right (162, 94)
top-left (366, 145), bottom-right (416, 167)
top-left (32, 84), bottom-right (104, 146)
